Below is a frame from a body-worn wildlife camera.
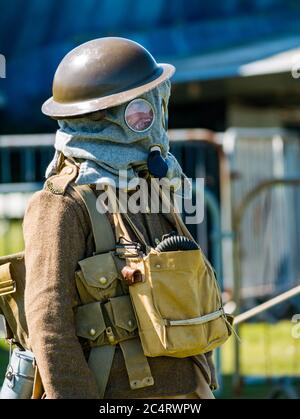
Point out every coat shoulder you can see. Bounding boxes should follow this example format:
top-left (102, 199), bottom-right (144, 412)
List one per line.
top-left (24, 184), bottom-right (90, 237)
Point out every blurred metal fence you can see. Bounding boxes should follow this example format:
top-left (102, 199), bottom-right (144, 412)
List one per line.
top-left (217, 128), bottom-right (300, 396)
top-left (0, 131), bottom-right (224, 261)
top-left (231, 178), bottom-right (300, 396)
top-left (0, 134), bottom-right (53, 193)
top-left (222, 128), bottom-right (300, 307)
top-left (169, 129), bottom-right (224, 262)
top-left (0, 135), bottom-right (55, 255)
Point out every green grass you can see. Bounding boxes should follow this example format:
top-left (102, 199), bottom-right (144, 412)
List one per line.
top-left (219, 375), bottom-right (300, 399)
top-left (221, 321), bottom-right (300, 377)
top-left (0, 340), bottom-right (9, 381)
top-left (218, 320), bottom-right (300, 398)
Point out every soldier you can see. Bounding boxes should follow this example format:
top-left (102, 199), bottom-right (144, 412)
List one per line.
top-left (23, 37), bottom-right (217, 399)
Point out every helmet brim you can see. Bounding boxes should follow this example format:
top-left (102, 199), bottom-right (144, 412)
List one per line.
top-left (42, 63), bottom-right (175, 119)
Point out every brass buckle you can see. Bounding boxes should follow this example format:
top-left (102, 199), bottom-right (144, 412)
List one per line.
top-left (0, 280), bottom-right (16, 296)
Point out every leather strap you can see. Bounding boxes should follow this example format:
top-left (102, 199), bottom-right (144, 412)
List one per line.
top-left (88, 345), bottom-right (116, 399)
top-left (31, 366), bottom-right (44, 399)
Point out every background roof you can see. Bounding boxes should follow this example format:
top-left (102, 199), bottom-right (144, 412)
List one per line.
top-left (1, 0), bottom-right (300, 129)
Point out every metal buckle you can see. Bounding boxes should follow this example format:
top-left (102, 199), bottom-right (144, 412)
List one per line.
top-left (115, 237), bottom-right (144, 259)
top-left (5, 365), bottom-right (15, 389)
top-left (0, 280), bottom-right (16, 296)
top-left (5, 340), bottom-right (15, 389)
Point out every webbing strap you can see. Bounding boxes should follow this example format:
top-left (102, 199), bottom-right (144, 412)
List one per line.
top-left (88, 345), bottom-right (116, 399)
top-left (119, 338), bottom-right (154, 390)
top-left (105, 186), bottom-right (149, 246)
top-left (164, 308), bottom-right (225, 327)
top-left (73, 185), bottom-right (116, 254)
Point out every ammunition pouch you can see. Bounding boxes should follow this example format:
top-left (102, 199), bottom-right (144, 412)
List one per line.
top-left (75, 295), bottom-right (138, 346)
top-left (74, 247), bottom-right (154, 395)
top-left (75, 251), bottom-right (124, 305)
top-left (74, 251), bottom-right (138, 346)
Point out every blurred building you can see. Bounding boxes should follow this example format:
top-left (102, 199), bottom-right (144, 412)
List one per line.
top-left (1, 0), bottom-right (300, 133)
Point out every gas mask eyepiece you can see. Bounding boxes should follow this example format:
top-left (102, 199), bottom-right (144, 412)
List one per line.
top-left (124, 99), bottom-right (155, 132)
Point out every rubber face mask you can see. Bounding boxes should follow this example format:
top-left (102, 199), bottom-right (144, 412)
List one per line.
top-left (46, 80), bottom-right (186, 190)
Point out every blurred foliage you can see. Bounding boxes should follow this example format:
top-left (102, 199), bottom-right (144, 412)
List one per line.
top-left (0, 340), bottom-right (8, 382)
top-left (0, 220), bottom-right (24, 256)
top-left (222, 320), bottom-right (300, 376)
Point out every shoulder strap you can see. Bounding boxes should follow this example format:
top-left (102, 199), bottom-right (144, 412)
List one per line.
top-left (72, 184), bottom-right (116, 254)
top-left (44, 158), bottom-right (115, 254)
top-left (45, 161), bottom-right (78, 195)
top-left (104, 186), bottom-right (149, 249)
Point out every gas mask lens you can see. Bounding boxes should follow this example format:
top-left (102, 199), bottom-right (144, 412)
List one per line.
top-left (125, 99), bottom-right (155, 132)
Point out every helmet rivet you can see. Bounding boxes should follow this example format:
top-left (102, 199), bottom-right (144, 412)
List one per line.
top-left (155, 264), bottom-right (161, 269)
top-left (128, 320), bottom-right (133, 327)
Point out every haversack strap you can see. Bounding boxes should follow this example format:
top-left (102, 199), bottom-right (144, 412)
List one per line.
top-left (105, 186), bottom-right (150, 250)
top-left (73, 184), bottom-right (116, 254)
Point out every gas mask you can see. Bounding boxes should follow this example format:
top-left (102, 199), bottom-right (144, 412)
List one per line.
top-left (46, 80), bottom-right (186, 191)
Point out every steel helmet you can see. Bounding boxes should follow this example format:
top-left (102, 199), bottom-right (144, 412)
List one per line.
top-left (42, 37), bottom-right (175, 118)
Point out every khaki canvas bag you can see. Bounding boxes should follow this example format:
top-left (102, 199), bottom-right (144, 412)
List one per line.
top-left (127, 247), bottom-right (232, 357)
top-left (109, 185), bottom-right (233, 358)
